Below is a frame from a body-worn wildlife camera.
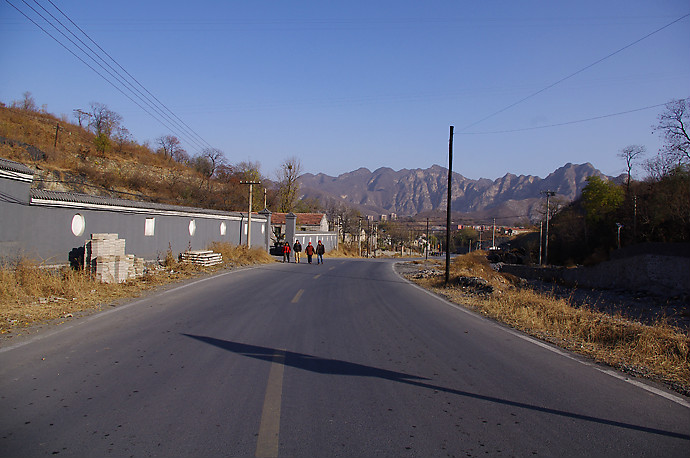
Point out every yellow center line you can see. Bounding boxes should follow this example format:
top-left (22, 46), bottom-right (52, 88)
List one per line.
top-left (313, 274), bottom-right (321, 279)
top-left (255, 350), bottom-right (286, 458)
top-left (291, 289), bottom-right (304, 303)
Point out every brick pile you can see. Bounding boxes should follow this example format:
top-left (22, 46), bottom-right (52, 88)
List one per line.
top-left (181, 250), bottom-right (223, 267)
top-left (87, 233), bottom-right (145, 283)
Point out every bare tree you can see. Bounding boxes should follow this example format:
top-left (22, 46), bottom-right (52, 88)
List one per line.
top-left (156, 135), bottom-right (186, 161)
top-left (13, 91), bottom-right (38, 111)
top-left (618, 144), bottom-right (645, 192)
top-left (276, 156), bottom-right (302, 213)
top-left (113, 126), bottom-right (132, 153)
top-left (202, 148), bottom-right (225, 178)
top-left (190, 148), bottom-right (227, 193)
top-left (88, 102), bottom-right (122, 137)
top-left (653, 99), bottom-right (690, 166)
top-left (73, 109), bottom-right (91, 127)
top-left (644, 152), bottom-right (677, 181)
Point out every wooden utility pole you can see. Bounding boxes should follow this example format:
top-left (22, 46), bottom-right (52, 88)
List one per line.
top-left (241, 181), bottom-right (261, 247)
top-left (445, 126), bottom-right (453, 285)
top-left (541, 190), bottom-right (556, 265)
top-left (53, 123), bottom-right (60, 153)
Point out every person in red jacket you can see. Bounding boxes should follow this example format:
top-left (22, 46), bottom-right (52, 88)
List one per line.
top-left (304, 241), bottom-right (315, 264)
top-left (282, 242), bottom-right (291, 262)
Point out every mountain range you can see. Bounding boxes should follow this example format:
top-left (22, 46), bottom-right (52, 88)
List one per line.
top-left (299, 163), bottom-right (618, 224)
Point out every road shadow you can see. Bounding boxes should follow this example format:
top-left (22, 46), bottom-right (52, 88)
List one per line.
top-left (183, 334), bottom-right (689, 441)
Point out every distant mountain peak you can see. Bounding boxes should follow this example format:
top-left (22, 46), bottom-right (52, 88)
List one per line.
top-left (299, 163), bottom-right (609, 223)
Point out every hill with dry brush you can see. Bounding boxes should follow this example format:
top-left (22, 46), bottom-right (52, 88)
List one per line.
top-left (0, 102), bottom-right (273, 211)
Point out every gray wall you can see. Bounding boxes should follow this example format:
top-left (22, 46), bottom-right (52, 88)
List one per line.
top-left (0, 174), bottom-right (269, 265)
top-left (290, 233), bottom-right (338, 253)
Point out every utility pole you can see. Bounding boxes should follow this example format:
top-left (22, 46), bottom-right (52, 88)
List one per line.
top-left (541, 190), bottom-right (556, 265)
top-left (53, 123), bottom-right (60, 153)
top-left (240, 181), bottom-right (261, 247)
top-left (538, 221), bottom-right (543, 265)
top-left (445, 126), bottom-right (453, 285)
top-left (492, 217), bottom-right (496, 249)
top-left (633, 195), bottom-right (637, 241)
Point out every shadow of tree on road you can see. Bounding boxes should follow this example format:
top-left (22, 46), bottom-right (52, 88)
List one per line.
top-left (183, 334), bottom-right (689, 441)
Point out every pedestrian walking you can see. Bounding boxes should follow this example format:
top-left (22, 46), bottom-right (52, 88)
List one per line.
top-left (282, 242), bottom-right (291, 263)
top-left (293, 240), bottom-right (302, 263)
top-left (304, 241), bottom-right (315, 264)
top-left (316, 240), bottom-right (325, 265)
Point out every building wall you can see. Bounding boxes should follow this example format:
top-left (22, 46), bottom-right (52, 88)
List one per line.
top-left (292, 233), bottom-right (338, 253)
top-left (0, 172), bottom-right (268, 264)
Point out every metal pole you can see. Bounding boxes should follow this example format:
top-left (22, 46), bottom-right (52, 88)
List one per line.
top-left (445, 126), bottom-right (453, 285)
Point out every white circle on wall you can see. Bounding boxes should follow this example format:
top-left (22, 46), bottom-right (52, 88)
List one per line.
top-left (189, 219), bottom-right (196, 236)
top-left (71, 213), bottom-right (85, 236)
top-left (220, 221), bottom-right (227, 236)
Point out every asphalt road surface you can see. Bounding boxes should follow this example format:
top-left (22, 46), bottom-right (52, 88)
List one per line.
top-left (1, 258), bottom-right (689, 457)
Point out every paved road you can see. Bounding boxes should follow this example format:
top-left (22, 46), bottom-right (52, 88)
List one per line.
top-left (1, 259), bottom-right (688, 457)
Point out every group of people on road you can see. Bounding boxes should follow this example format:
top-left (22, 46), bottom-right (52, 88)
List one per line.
top-left (282, 239), bottom-right (325, 264)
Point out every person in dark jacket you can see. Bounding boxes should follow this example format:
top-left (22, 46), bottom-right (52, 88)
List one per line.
top-left (304, 241), bottom-right (315, 264)
top-left (293, 240), bottom-right (302, 263)
top-left (282, 242), bottom-right (291, 262)
top-left (316, 240), bottom-right (325, 264)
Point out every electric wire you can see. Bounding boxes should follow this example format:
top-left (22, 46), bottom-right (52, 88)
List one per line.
top-left (22, 0), bottom-right (206, 153)
top-left (6, 0), bottom-right (213, 154)
top-left (459, 13), bottom-right (690, 132)
top-left (458, 101), bottom-right (686, 135)
top-left (43, 0), bottom-right (213, 151)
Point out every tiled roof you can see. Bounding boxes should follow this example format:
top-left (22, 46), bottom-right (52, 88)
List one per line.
top-left (271, 212), bottom-right (326, 225)
top-left (0, 157), bottom-right (35, 175)
top-left (30, 188), bottom-right (243, 217)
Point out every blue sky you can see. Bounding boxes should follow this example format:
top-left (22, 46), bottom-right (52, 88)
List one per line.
top-left (1, 1), bottom-right (689, 180)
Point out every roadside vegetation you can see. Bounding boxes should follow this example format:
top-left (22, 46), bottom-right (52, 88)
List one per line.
top-left (404, 251), bottom-right (690, 395)
top-left (0, 244), bottom-right (275, 338)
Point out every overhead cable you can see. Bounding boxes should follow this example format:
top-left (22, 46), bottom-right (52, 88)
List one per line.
top-left (6, 0), bottom-right (213, 154)
top-left (459, 13), bottom-right (690, 132)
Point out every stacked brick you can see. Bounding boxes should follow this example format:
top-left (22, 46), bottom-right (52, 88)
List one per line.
top-left (181, 250), bottom-right (223, 267)
top-left (87, 233), bottom-right (145, 283)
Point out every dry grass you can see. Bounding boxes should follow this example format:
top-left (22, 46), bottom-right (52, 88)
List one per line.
top-left (208, 242), bottom-right (276, 265)
top-left (405, 252), bottom-right (690, 394)
top-left (0, 245), bottom-right (275, 337)
top-left (327, 242), bottom-right (361, 258)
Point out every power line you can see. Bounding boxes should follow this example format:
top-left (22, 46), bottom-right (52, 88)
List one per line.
top-left (6, 0), bottom-right (214, 154)
top-left (43, 0), bottom-right (213, 151)
top-left (459, 13), bottom-right (690, 132)
top-left (457, 101), bottom-right (684, 135)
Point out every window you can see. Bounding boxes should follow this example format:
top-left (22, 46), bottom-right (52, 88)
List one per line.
top-left (71, 214), bottom-right (85, 236)
top-left (145, 218), bottom-right (155, 236)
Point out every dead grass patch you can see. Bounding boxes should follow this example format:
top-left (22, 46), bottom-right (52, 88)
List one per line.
top-left (0, 245), bottom-right (275, 337)
top-left (404, 252), bottom-right (690, 394)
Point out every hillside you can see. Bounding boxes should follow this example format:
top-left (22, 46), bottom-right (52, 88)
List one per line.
top-left (0, 105), bottom-right (266, 211)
